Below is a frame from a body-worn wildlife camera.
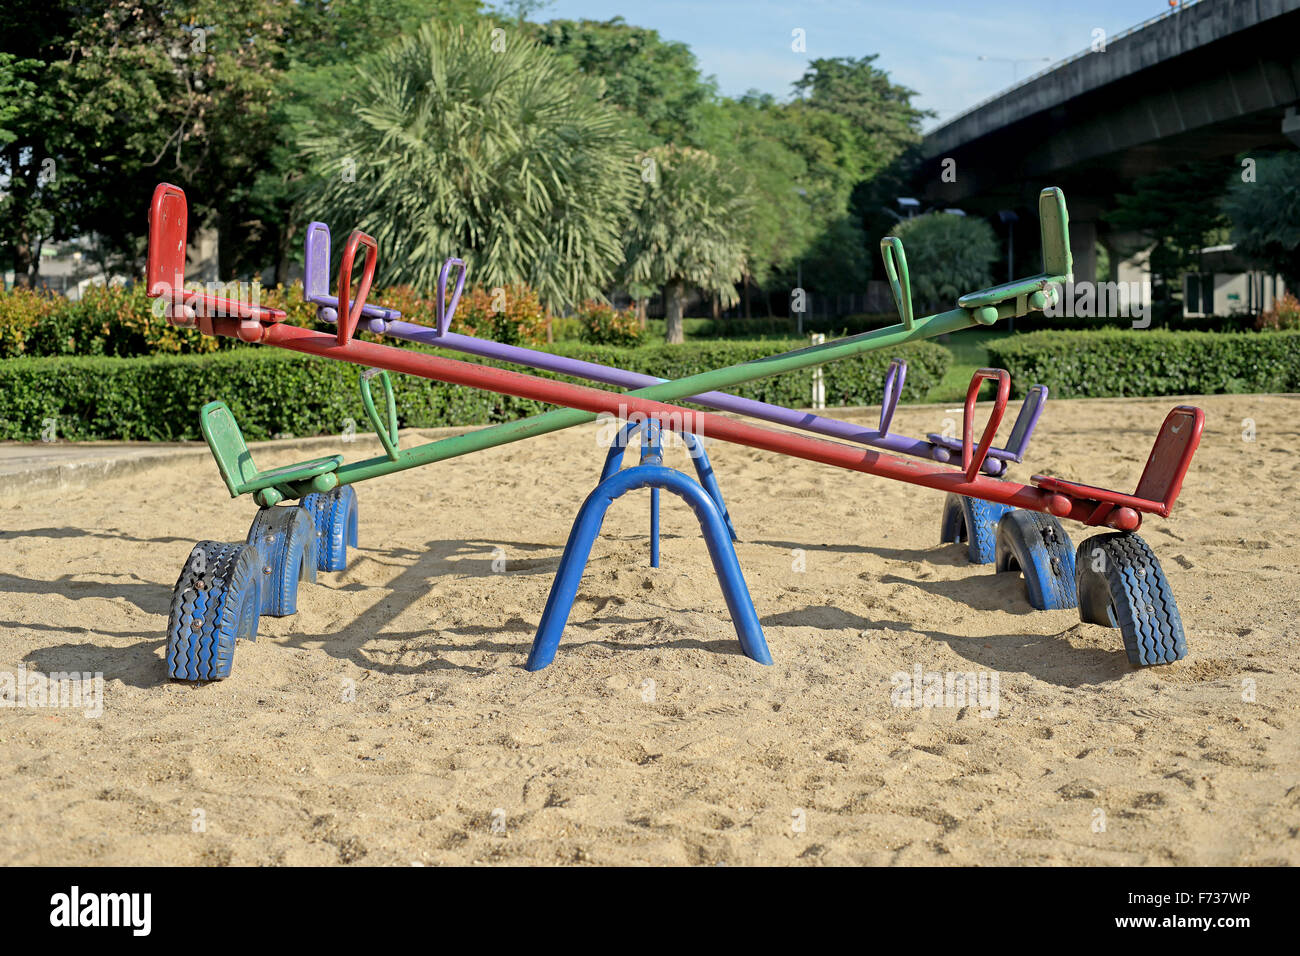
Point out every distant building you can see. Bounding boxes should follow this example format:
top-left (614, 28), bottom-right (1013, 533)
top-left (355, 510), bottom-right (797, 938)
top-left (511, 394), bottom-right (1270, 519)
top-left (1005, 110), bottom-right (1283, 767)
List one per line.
top-left (1182, 244), bottom-right (1288, 318)
top-left (3, 228), bottom-right (219, 298)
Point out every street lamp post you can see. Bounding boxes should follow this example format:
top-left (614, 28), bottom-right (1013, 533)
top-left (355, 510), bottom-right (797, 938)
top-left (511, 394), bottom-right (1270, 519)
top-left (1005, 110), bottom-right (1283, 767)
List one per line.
top-left (998, 209), bottom-right (1019, 333)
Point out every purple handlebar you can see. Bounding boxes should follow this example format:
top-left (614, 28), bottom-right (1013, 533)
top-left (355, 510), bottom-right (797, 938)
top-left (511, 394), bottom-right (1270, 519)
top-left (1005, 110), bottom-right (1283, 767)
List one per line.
top-left (304, 221), bottom-right (402, 331)
top-left (436, 257), bottom-right (467, 335)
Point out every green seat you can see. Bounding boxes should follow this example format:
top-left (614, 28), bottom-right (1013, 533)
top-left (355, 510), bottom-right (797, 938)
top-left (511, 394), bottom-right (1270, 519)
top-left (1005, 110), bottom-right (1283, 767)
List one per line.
top-left (957, 274), bottom-right (1058, 310)
top-left (200, 401), bottom-right (342, 504)
top-left (957, 187), bottom-right (1073, 313)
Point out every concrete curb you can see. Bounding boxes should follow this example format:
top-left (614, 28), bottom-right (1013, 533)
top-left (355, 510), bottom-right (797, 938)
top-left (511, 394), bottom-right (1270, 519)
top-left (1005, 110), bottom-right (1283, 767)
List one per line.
top-left (0, 425), bottom-right (482, 497)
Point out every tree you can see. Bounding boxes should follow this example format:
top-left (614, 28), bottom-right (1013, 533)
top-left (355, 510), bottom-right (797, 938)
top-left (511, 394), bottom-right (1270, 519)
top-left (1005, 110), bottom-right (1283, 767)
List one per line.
top-left (694, 58), bottom-right (928, 305)
top-left (530, 17), bottom-right (714, 148)
top-left (0, 1), bottom-right (301, 284)
top-left (695, 94), bottom-right (816, 297)
top-left (0, 1), bottom-right (484, 286)
top-left (1104, 161), bottom-right (1232, 308)
top-left (299, 21), bottom-right (636, 308)
top-left (892, 213), bottom-right (998, 311)
top-left (623, 146), bottom-right (750, 343)
top-left (249, 0), bottom-right (482, 280)
top-left (791, 56), bottom-right (929, 186)
top-left (1223, 151), bottom-right (1300, 291)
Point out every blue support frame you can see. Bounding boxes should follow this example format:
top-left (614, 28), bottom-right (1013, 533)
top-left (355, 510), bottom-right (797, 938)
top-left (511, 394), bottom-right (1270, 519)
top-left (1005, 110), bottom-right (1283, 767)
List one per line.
top-left (600, 419), bottom-right (739, 552)
top-left (525, 422), bottom-right (769, 671)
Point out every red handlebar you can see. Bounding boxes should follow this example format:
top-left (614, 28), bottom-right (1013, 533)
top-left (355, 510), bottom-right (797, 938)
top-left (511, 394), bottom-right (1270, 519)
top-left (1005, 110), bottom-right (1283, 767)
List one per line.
top-left (336, 231), bottom-right (379, 347)
top-left (962, 368), bottom-right (1011, 482)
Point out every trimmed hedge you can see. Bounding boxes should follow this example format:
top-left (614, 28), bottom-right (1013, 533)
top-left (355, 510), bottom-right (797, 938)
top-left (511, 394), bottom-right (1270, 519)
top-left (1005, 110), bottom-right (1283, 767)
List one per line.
top-left (986, 330), bottom-right (1300, 398)
top-left (0, 338), bottom-right (950, 441)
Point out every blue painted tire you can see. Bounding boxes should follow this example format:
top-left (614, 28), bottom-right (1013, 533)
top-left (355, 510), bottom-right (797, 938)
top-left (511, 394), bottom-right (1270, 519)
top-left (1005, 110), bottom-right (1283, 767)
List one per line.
top-left (939, 493), bottom-right (1013, 564)
top-left (994, 509), bottom-right (1077, 610)
top-left (166, 541), bottom-right (260, 681)
top-left (1075, 532), bottom-right (1187, 666)
top-left (300, 485), bottom-right (358, 572)
top-left (246, 506), bottom-right (317, 616)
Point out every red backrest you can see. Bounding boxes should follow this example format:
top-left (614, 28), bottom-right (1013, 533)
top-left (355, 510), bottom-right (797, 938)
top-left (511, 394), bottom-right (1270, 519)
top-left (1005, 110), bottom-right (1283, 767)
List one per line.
top-left (1133, 405), bottom-right (1204, 512)
top-left (147, 183), bottom-right (188, 299)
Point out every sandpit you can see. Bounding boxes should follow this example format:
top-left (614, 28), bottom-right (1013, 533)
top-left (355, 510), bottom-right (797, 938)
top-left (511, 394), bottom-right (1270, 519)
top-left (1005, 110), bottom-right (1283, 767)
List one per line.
top-left (0, 393), bottom-right (1296, 865)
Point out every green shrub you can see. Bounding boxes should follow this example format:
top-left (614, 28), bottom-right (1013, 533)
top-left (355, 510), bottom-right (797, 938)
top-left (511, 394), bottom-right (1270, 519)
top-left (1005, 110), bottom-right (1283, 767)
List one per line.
top-left (577, 300), bottom-right (643, 347)
top-left (0, 338), bottom-right (950, 441)
top-left (985, 329), bottom-right (1300, 398)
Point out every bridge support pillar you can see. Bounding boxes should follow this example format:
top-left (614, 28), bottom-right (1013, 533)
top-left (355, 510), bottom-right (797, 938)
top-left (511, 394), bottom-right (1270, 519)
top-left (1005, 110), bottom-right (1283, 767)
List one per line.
top-left (1070, 219), bottom-right (1097, 286)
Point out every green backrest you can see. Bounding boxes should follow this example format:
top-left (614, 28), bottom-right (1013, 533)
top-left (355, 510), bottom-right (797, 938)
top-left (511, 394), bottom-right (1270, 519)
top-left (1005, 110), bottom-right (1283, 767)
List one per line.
top-left (1038, 186), bottom-right (1072, 280)
top-left (200, 401), bottom-right (258, 497)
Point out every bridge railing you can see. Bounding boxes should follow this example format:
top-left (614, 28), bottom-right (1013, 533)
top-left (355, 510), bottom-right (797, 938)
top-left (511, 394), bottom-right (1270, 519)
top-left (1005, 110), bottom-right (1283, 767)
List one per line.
top-left (929, 0), bottom-right (1205, 135)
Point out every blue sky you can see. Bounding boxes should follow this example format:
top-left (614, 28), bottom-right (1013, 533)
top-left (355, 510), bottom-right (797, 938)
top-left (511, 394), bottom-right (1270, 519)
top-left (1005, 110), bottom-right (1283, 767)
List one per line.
top-left (532, 0), bottom-right (1186, 128)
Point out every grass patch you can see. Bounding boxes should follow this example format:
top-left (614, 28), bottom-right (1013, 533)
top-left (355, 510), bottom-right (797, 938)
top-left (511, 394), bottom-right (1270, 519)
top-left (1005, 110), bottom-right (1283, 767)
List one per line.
top-left (923, 328), bottom-right (1015, 403)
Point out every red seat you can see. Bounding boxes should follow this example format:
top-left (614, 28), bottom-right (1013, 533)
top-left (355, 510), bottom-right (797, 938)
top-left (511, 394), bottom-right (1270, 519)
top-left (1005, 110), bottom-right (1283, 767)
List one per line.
top-left (147, 183), bottom-right (286, 327)
top-left (1033, 406), bottom-right (1204, 520)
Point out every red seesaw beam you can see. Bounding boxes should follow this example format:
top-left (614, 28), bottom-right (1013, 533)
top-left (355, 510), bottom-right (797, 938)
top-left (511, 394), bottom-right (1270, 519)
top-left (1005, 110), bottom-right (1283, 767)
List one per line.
top-left (225, 318), bottom-right (1147, 530)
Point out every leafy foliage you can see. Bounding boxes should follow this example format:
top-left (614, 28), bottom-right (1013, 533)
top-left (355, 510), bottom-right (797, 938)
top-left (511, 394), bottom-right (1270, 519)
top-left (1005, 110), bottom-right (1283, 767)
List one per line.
top-left (892, 213), bottom-right (999, 309)
top-left (530, 17), bottom-right (713, 147)
top-left (0, 0), bottom-right (296, 282)
top-left (1223, 151), bottom-right (1300, 291)
top-left (300, 21), bottom-right (636, 310)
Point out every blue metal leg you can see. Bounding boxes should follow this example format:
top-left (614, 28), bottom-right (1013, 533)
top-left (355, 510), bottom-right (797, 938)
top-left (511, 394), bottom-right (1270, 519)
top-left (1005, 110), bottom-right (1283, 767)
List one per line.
top-left (650, 488), bottom-right (660, 568)
top-left (682, 433), bottom-right (738, 542)
top-left (526, 464), bottom-right (770, 671)
top-left (599, 421), bottom-right (638, 481)
top-left (643, 420), bottom-right (662, 568)
top-left (601, 420), bottom-right (739, 544)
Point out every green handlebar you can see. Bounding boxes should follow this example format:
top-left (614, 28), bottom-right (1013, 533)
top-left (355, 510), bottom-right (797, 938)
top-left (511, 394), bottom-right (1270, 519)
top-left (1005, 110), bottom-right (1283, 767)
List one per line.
top-left (359, 368), bottom-right (401, 461)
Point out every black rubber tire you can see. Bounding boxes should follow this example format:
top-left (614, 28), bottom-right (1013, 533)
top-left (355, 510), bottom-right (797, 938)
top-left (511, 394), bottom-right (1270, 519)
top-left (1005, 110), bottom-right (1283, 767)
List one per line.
top-left (940, 493), bottom-right (1013, 564)
top-left (300, 485), bottom-right (358, 572)
top-left (166, 541), bottom-right (261, 681)
top-left (1075, 532), bottom-right (1187, 666)
top-left (246, 506), bottom-right (317, 616)
top-left (994, 510), bottom-right (1077, 610)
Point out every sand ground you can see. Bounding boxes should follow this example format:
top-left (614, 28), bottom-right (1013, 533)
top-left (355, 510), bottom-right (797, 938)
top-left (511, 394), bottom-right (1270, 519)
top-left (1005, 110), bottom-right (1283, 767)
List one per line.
top-left (0, 393), bottom-right (1297, 866)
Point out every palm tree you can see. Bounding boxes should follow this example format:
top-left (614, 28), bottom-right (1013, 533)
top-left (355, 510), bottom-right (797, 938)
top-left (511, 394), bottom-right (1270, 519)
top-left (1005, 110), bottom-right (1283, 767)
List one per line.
top-left (299, 22), bottom-right (636, 310)
top-left (623, 145), bottom-right (750, 344)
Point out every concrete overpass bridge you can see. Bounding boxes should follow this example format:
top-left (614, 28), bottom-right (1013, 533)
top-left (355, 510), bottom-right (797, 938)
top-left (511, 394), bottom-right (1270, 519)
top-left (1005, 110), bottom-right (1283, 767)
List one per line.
top-left (919, 0), bottom-right (1300, 282)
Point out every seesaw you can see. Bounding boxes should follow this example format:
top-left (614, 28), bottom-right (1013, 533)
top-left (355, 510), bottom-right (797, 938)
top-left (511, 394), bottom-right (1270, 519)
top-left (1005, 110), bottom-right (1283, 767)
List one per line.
top-left (147, 181), bottom-right (1201, 680)
top-left (299, 218), bottom-right (1053, 568)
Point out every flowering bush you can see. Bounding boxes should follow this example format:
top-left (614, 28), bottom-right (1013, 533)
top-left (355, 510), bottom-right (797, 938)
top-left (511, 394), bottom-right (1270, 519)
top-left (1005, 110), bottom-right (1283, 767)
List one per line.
top-left (577, 300), bottom-right (642, 347)
top-left (455, 284), bottom-right (550, 345)
top-left (0, 279), bottom-right (553, 356)
top-left (1256, 290), bottom-right (1300, 331)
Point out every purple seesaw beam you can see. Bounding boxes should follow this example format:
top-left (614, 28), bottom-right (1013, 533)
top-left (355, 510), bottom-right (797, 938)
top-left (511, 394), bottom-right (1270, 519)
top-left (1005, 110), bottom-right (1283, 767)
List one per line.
top-left (304, 223), bottom-right (1047, 475)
